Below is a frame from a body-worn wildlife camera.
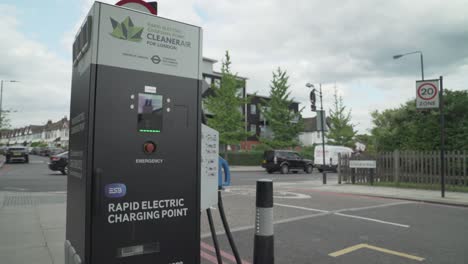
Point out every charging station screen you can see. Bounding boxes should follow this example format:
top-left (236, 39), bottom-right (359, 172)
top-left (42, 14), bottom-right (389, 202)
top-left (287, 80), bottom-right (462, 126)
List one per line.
top-left (137, 93), bottom-right (163, 133)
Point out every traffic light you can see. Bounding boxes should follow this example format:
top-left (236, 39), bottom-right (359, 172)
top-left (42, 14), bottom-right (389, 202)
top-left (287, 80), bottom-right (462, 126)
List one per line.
top-left (310, 90), bottom-right (316, 111)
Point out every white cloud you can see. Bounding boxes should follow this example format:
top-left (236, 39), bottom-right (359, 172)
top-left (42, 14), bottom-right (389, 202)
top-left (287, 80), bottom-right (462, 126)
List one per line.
top-left (4, 0), bottom-right (468, 135)
top-left (0, 5), bottom-right (71, 128)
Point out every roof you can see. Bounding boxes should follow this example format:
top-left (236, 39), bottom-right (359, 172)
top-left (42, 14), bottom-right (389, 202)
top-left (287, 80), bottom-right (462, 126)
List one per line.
top-left (30, 125), bottom-right (44, 134)
top-left (45, 117), bottom-right (69, 131)
top-left (211, 71), bottom-right (248, 80)
top-left (203, 57), bottom-right (218, 63)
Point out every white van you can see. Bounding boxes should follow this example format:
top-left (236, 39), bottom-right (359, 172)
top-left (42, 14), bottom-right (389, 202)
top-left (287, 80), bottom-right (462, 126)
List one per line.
top-left (314, 145), bottom-right (353, 172)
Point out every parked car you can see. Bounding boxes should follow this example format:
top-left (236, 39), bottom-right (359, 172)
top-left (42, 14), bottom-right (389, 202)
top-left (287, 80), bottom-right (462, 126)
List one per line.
top-left (37, 147), bottom-right (62, 157)
top-left (4, 146), bottom-right (29, 164)
top-left (30, 147), bottom-right (41, 155)
top-left (38, 147), bottom-right (50, 156)
top-left (48, 151), bottom-right (69, 175)
top-left (49, 147), bottom-right (65, 156)
top-left (314, 145), bottom-right (353, 172)
top-left (262, 150), bottom-right (313, 174)
top-left (0, 146), bottom-right (7, 155)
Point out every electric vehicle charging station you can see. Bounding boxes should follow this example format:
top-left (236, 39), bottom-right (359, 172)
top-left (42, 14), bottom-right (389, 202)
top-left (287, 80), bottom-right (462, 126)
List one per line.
top-left (66, 2), bottom-right (203, 263)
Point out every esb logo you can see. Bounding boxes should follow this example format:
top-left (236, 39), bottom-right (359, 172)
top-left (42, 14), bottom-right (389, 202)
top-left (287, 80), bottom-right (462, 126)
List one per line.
top-left (104, 183), bottom-right (127, 198)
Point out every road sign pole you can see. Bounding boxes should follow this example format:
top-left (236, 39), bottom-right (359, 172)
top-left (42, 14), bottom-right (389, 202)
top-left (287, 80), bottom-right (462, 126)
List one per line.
top-left (439, 76), bottom-right (445, 198)
top-left (319, 84), bottom-right (327, 185)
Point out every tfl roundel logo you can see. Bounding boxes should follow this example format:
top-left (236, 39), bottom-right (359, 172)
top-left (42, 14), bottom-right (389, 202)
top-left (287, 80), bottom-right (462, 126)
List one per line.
top-left (104, 183), bottom-right (127, 198)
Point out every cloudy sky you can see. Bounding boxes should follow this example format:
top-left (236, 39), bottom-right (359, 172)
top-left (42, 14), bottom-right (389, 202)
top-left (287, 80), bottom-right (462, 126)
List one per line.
top-left (1, 0), bottom-right (467, 133)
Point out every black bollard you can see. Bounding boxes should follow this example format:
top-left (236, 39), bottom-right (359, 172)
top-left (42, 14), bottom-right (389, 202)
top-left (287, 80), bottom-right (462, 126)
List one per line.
top-left (253, 179), bottom-right (274, 264)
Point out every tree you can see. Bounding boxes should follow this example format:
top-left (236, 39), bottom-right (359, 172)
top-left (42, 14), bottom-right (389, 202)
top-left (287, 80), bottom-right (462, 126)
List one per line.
top-left (327, 89), bottom-right (357, 148)
top-left (0, 109), bottom-right (12, 130)
top-left (370, 89), bottom-right (468, 151)
top-left (260, 68), bottom-right (304, 148)
top-left (204, 51), bottom-right (250, 156)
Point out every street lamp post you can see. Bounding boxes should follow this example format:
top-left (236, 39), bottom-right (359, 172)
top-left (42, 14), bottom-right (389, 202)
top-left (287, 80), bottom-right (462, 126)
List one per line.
top-left (306, 83), bottom-right (327, 184)
top-left (0, 80), bottom-right (19, 128)
top-left (393, 51), bottom-right (424, 80)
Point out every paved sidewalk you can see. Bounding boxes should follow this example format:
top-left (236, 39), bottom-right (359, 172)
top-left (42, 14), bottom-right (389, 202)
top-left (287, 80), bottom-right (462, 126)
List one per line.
top-left (280, 181), bottom-right (468, 207)
top-left (0, 191), bottom-right (66, 264)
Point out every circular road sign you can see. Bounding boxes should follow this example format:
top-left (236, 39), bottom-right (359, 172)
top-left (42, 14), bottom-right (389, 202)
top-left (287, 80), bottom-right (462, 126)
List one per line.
top-left (417, 82), bottom-right (438, 101)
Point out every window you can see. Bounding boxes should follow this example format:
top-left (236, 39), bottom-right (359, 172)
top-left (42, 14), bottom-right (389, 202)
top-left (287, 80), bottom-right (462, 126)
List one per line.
top-left (213, 78), bottom-right (221, 88)
top-left (250, 104), bottom-right (256, 115)
top-left (236, 88), bottom-right (244, 97)
top-left (250, 124), bottom-right (257, 133)
top-left (204, 76), bottom-right (212, 85)
top-left (292, 153), bottom-right (302, 159)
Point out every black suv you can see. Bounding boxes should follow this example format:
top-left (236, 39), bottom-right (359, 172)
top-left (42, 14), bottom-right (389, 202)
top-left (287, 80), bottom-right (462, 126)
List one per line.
top-left (4, 146), bottom-right (29, 163)
top-left (262, 150), bottom-right (313, 174)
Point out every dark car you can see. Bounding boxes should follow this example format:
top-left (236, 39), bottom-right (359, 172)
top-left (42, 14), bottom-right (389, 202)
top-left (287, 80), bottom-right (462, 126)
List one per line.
top-left (262, 150), bottom-right (313, 174)
top-left (48, 151), bottom-right (68, 175)
top-left (4, 146), bottom-right (29, 163)
top-left (38, 147), bottom-right (50, 156)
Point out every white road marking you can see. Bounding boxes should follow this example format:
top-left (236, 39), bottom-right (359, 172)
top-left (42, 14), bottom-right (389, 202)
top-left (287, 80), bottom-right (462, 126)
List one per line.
top-left (3, 187), bottom-right (27, 191)
top-left (201, 212), bottom-right (329, 238)
top-left (334, 201), bottom-right (415, 213)
top-left (275, 201), bottom-right (413, 228)
top-left (201, 201), bottom-right (412, 238)
top-left (274, 191), bottom-right (311, 199)
top-left (275, 203), bottom-right (329, 213)
top-left (273, 212), bottom-right (330, 225)
top-left (334, 212), bottom-right (410, 228)
top-left (225, 188), bottom-right (311, 199)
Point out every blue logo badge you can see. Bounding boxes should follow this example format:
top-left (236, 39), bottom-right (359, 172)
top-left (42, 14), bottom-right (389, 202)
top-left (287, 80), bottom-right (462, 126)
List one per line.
top-left (104, 183), bottom-right (127, 198)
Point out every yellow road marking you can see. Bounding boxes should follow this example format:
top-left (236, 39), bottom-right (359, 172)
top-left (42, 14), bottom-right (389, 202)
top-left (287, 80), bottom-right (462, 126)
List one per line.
top-left (329, 243), bottom-right (367, 257)
top-left (329, 243), bottom-right (425, 261)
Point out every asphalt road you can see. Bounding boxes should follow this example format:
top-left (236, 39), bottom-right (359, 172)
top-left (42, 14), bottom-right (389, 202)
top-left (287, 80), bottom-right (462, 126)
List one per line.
top-left (201, 186), bottom-right (468, 264)
top-left (2, 158), bottom-right (468, 263)
top-left (0, 155), bottom-right (66, 192)
top-left (0, 156), bottom-right (336, 192)
top-left (231, 170), bottom-right (338, 186)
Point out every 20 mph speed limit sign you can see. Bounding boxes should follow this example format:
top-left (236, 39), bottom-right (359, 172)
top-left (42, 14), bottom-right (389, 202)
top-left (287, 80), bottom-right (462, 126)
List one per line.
top-left (416, 80), bottom-right (440, 109)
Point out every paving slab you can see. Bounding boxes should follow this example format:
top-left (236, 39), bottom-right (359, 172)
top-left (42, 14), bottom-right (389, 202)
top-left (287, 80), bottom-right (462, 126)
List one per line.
top-left (0, 246), bottom-right (52, 264)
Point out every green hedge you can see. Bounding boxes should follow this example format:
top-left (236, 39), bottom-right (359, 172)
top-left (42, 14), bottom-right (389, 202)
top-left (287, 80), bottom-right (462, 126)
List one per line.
top-left (221, 148), bottom-right (315, 166)
top-left (221, 152), bottom-right (264, 166)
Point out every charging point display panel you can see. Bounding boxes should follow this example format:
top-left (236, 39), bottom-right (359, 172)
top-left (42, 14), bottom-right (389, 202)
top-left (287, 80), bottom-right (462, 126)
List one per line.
top-left (138, 93), bottom-right (163, 133)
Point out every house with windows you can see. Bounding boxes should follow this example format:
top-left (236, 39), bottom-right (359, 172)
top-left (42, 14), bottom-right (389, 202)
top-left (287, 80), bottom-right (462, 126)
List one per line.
top-left (201, 57), bottom-right (301, 150)
top-left (43, 117), bottom-right (69, 147)
top-left (0, 117), bottom-right (69, 147)
top-left (243, 94), bottom-right (300, 150)
top-left (201, 57), bottom-right (247, 118)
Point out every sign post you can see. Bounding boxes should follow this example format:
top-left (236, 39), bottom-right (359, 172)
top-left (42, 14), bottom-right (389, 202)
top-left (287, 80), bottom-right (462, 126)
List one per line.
top-left (439, 76), bottom-right (445, 198)
top-left (349, 160), bottom-right (376, 185)
top-left (416, 79), bottom-right (439, 109)
top-left (415, 78), bottom-right (445, 198)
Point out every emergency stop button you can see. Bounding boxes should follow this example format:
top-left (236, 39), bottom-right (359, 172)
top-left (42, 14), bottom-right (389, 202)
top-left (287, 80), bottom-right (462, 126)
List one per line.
top-left (143, 142), bottom-right (156, 154)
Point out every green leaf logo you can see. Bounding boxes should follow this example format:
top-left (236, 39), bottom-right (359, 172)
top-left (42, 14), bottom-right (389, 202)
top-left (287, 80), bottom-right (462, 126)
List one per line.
top-left (110, 17), bottom-right (144, 42)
